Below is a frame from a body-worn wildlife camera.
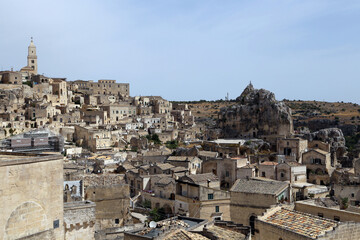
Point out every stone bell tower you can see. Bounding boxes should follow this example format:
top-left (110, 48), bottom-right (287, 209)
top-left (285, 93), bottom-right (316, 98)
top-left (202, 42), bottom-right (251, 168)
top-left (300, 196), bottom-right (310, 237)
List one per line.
top-left (27, 37), bottom-right (38, 74)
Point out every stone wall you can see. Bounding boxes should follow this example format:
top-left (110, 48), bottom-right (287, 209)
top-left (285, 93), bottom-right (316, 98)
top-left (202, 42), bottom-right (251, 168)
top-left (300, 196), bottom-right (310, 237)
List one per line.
top-left (318, 222), bottom-right (360, 240)
top-left (230, 192), bottom-right (278, 226)
top-left (295, 201), bottom-right (360, 222)
top-left (64, 201), bottom-right (96, 240)
top-left (255, 220), bottom-right (311, 240)
top-left (85, 184), bottom-right (130, 230)
top-left (0, 153), bottom-right (64, 240)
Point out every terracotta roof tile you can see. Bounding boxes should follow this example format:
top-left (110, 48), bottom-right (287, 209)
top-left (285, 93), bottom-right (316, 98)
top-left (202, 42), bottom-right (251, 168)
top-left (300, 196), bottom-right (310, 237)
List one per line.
top-left (262, 208), bottom-right (337, 238)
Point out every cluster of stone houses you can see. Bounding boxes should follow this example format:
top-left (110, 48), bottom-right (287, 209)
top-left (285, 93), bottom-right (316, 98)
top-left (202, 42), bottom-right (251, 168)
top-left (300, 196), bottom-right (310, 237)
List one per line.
top-left (2, 39), bottom-right (360, 240)
top-left (0, 39), bottom-right (197, 152)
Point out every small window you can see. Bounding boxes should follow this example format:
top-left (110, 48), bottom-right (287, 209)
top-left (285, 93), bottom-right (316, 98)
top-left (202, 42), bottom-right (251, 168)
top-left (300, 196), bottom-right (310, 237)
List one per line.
top-left (215, 206), bottom-right (219, 212)
top-left (318, 213), bottom-right (323, 217)
top-left (208, 194), bottom-right (214, 200)
top-left (281, 172), bottom-right (285, 178)
top-left (115, 219), bottom-right (120, 224)
top-left (352, 193), bottom-right (355, 198)
top-left (53, 220), bottom-right (59, 229)
top-left (313, 158), bottom-right (322, 164)
top-left (262, 172), bottom-right (266, 177)
top-left (226, 171), bottom-right (230, 177)
top-left (334, 216), bottom-right (340, 221)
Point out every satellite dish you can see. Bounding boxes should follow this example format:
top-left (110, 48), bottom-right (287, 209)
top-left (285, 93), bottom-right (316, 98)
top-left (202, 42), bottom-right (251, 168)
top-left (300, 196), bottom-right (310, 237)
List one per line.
top-left (149, 221), bottom-right (157, 228)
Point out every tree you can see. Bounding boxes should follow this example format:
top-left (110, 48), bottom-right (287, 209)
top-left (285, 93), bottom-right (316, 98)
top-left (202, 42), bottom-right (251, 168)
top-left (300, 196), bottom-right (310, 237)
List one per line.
top-left (142, 200), bottom-right (151, 209)
top-left (9, 128), bottom-right (14, 136)
top-left (23, 81), bottom-right (33, 88)
top-left (146, 134), bottom-right (161, 144)
top-left (149, 208), bottom-right (166, 222)
top-left (151, 134), bottom-right (161, 144)
top-left (341, 197), bottom-right (349, 209)
top-left (166, 140), bottom-right (178, 149)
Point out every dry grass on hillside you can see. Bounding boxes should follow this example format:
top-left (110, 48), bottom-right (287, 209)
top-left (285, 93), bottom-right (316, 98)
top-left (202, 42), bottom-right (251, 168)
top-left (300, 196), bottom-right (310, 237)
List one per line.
top-left (181, 100), bottom-right (360, 125)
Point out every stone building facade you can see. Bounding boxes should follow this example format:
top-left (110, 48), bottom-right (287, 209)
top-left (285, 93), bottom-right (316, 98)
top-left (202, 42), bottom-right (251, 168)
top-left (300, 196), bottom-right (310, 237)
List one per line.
top-left (85, 183), bottom-right (130, 230)
top-left (256, 207), bottom-right (360, 240)
top-left (0, 152), bottom-right (64, 240)
top-left (277, 137), bottom-right (308, 163)
top-left (0, 71), bottom-right (23, 85)
top-left (302, 149), bottom-right (333, 185)
top-left (71, 79), bottom-right (129, 99)
top-left (230, 178), bottom-right (290, 227)
top-left (64, 201), bottom-right (96, 240)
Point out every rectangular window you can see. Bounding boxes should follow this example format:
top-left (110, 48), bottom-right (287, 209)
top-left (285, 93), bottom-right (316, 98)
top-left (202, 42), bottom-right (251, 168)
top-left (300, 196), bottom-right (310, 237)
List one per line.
top-left (208, 194), bottom-right (214, 200)
top-left (215, 206), bottom-right (219, 212)
top-left (262, 172), bottom-right (266, 177)
top-left (318, 213), bottom-right (323, 217)
top-left (334, 216), bottom-right (340, 221)
top-left (115, 219), bottom-right (120, 224)
top-left (53, 220), bottom-right (59, 229)
top-left (226, 171), bottom-right (230, 177)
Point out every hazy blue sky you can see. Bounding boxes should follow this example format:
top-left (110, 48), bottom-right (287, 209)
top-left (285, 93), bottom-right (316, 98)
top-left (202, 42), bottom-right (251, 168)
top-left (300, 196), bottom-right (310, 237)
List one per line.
top-left (0, 0), bottom-right (359, 103)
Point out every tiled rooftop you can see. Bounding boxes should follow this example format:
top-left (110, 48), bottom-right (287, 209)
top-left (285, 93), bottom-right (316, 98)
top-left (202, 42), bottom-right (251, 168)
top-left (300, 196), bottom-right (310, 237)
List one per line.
top-left (167, 156), bottom-right (190, 161)
top-left (156, 163), bottom-right (175, 170)
top-left (206, 225), bottom-right (246, 240)
top-left (307, 149), bottom-right (330, 156)
top-left (181, 173), bottom-right (219, 184)
top-left (198, 150), bottom-right (218, 158)
top-left (262, 208), bottom-right (337, 238)
top-left (156, 176), bottom-right (175, 185)
top-left (163, 229), bottom-right (209, 240)
top-left (230, 178), bottom-right (288, 195)
top-left (260, 161), bottom-right (278, 166)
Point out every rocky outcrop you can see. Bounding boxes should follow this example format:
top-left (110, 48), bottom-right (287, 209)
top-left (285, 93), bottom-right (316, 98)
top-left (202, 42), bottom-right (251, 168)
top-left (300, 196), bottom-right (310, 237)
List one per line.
top-left (304, 128), bottom-right (347, 165)
top-left (0, 85), bottom-right (33, 112)
top-left (172, 146), bottom-right (198, 156)
top-left (304, 128), bottom-right (345, 151)
top-left (218, 83), bottom-right (293, 138)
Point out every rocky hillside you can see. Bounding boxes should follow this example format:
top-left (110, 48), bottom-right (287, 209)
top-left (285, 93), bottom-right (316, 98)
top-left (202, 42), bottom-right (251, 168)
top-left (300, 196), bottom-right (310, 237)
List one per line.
top-left (217, 83), bottom-right (293, 138)
top-left (172, 89), bottom-right (360, 152)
